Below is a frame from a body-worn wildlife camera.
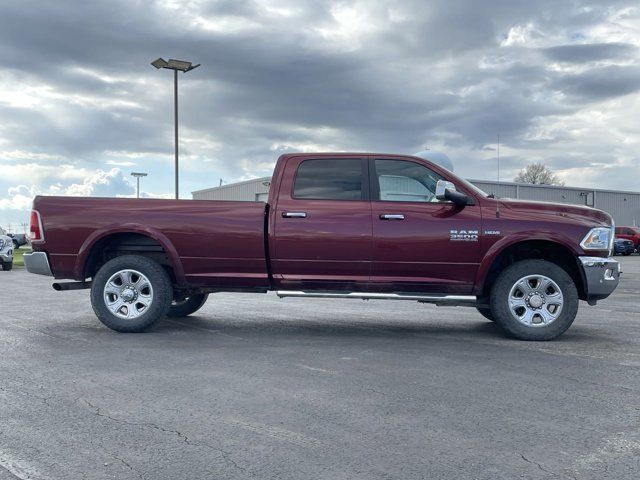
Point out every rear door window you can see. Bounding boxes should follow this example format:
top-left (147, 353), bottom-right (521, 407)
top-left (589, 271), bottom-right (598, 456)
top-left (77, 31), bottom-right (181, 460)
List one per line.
top-left (293, 159), bottom-right (365, 200)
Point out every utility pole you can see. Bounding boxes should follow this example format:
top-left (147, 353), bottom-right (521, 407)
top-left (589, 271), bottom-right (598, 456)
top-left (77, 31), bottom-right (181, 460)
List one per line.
top-left (497, 133), bottom-right (500, 184)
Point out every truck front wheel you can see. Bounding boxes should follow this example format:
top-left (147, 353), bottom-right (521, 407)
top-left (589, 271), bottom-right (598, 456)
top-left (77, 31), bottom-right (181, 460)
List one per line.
top-left (90, 255), bottom-right (172, 333)
top-left (168, 294), bottom-right (209, 317)
top-left (489, 259), bottom-right (579, 341)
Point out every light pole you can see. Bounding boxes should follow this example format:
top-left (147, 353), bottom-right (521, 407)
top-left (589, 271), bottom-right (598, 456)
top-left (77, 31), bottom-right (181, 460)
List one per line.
top-left (131, 172), bottom-right (148, 199)
top-left (151, 58), bottom-right (200, 199)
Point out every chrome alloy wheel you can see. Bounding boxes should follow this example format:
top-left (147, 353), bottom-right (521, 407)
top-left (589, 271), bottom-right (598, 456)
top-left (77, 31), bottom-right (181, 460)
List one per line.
top-left (507, 274), bottom-right (563, 327)
top-left (103, 269), bottom-right (154, 319)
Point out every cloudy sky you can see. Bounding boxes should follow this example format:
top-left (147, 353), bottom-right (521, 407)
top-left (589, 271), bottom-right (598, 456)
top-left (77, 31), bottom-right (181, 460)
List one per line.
top-left (1, 0), bottom-right (640, 228)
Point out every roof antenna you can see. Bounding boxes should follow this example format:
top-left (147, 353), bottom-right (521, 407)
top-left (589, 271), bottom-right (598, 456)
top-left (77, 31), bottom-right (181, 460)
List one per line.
top-left (496, 133), bottom-right (501, 218)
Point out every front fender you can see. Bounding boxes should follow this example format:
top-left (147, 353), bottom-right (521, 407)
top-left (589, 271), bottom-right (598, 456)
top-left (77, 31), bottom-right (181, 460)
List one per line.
top-left (74, 224), bottom-right (187, 286)
top-left (473, 232), bottom-right (582, 295)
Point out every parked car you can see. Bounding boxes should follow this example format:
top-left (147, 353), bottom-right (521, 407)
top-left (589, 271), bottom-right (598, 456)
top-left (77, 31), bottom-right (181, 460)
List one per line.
top-left (0, 227), bottom-right (14, 271)
top-left (613, 238), bottom-right (635, 256)
top-left (8, 232), bottom-right (28, 249)
top-left (615, 226), bottom-right (640, 251)
top-left (24, 153), bottom-right (620, 340)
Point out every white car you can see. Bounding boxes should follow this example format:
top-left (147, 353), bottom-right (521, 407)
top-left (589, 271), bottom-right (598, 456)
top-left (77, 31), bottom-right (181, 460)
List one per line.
top-left (0, 227), bottom-right (14, 271)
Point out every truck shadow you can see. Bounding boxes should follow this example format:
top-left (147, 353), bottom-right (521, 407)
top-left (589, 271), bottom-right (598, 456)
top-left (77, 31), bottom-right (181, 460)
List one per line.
top-left (154, 316), bottom-right (600, 346)
top-left (159, 315), bottom-right (505, 340)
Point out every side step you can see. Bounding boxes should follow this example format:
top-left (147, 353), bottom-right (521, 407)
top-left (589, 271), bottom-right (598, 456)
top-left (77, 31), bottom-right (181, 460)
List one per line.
top-left (276, 291), bottom-right (477, 307)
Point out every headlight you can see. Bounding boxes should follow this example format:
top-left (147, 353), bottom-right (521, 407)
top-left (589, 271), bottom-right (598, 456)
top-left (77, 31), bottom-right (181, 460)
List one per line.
top-left (0, 238), bottom-right (5, 249)
top-left (580, 227), bottom-right (613, 251)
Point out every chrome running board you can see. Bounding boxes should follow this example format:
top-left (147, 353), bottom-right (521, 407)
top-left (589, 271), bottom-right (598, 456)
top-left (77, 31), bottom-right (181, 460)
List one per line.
top-left (276, 291), bottom-right (477, 307)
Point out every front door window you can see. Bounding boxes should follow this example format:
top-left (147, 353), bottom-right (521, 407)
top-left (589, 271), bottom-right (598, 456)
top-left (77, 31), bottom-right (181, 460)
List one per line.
top-left (374, 159), bottom-right (444, 203)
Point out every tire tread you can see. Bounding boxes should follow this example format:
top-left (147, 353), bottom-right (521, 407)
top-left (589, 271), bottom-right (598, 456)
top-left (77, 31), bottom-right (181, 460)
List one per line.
top-left (90, 255), bottom-right (172, 332)
top-left (489, 259), bottom-right (578, 341)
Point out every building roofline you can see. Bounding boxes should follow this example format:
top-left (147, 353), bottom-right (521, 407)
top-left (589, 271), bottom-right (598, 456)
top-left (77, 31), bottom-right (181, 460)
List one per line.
top-left (191, 176), bottom-right (271, 195)
top-left (468, 179), bottom-right (640, 196)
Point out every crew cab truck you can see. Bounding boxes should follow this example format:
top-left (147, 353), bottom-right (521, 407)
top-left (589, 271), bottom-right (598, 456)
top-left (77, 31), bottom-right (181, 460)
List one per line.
top-left (24, 153), bottom-right (620, 340)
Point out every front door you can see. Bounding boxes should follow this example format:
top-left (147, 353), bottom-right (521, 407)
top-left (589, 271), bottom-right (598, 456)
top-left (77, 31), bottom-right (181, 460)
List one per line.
top-left (271, 156), bottom-right (372, 290)
top-left (370, 157), bottom-right (482, 293)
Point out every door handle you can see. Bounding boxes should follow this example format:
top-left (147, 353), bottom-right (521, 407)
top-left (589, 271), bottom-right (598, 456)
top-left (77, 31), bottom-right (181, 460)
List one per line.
top-left (380, 214), bottom-right (405, 220)
top-left (282, 211), bottom-right (307, 218)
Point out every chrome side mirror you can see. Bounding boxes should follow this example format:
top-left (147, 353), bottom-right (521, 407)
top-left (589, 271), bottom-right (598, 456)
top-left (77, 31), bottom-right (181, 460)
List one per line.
top-left (435, 180), bottom-right (456, 200)
top-left (435, 180), bottom-right (474, 207)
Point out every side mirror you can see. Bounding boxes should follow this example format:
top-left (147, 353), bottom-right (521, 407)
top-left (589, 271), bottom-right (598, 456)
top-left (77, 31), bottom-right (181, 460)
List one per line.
top-left (435, 180), bottom-right (456, 199)
top-left (435, 180), bottom-right (474, 207)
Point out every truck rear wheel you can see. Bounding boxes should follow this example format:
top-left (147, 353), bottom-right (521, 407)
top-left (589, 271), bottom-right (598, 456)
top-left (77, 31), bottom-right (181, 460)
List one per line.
top-left (90, 255), bottom-right (172, 333)
top-left (168, 294), bottom-right (209, 317)
top-left (490, 259), bottom-right (578, 341)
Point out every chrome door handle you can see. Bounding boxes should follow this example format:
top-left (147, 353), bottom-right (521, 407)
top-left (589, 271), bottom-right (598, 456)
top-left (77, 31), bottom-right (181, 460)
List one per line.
top-left (380, 214), bottom-right (405, 220)
top-left (282, 211), bottom-right (307, 218)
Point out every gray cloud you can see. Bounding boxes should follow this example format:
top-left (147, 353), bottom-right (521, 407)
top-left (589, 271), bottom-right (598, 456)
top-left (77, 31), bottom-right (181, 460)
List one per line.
top-left (543, 43), bottom-right (637, 63)
top-left (554, 65), bottom-right (640, 100)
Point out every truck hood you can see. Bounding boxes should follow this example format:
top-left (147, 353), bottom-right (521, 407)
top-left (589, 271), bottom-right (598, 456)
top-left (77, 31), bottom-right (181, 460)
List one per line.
top-left (497, 198), bottom-right (612, 227)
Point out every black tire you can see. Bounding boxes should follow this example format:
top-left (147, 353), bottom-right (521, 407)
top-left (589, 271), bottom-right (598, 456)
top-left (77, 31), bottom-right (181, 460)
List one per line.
top-left (476, 306), bottom-right (495, 322)
top-left (90, 255), bottom-right (172, 333)
top-left (12, 240), bottom-right (19, 249)
top-left (168, 294), bottom-right (209, 317)
top-left (623, 252), bottom-right (631, 256)
top-left (490, 259), bottom-right (579, 341)
top-left (2, 261), bottom-right (13, 271)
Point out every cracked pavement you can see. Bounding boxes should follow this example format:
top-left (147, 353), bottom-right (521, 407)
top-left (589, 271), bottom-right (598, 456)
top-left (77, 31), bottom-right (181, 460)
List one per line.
top-left (1, 257), bottom-right (639, 479)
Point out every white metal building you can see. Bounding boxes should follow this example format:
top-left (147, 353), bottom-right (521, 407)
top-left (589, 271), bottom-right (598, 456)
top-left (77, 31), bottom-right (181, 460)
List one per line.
top-left (193, 176), bottom-right (640, 226)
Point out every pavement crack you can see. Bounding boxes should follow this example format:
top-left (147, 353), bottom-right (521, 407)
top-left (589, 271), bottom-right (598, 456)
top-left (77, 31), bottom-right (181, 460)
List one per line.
top-left (519, 453), bottom-right (578, 480)
top-left (520, 453), bottom-right (558, 477)
top-left (105, 451), bottom-right (144, 480)
top-left (81, 398), bottom-right (192, 444)
top-left (81, 399), bottom-right (252, 476)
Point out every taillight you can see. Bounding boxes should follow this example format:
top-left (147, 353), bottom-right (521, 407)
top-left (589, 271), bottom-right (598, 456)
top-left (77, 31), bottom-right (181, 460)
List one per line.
top-left (30, 210), bottom-right (45, 242)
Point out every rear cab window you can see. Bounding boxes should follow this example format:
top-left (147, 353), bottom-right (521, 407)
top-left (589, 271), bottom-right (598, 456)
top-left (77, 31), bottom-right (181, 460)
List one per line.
top-left (293, 159), bottom-right (367, 201)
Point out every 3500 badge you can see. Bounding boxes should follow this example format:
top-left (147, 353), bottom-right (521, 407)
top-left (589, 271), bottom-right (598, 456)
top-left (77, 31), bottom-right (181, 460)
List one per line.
top-left (449, 229), bottom-right (479, 242)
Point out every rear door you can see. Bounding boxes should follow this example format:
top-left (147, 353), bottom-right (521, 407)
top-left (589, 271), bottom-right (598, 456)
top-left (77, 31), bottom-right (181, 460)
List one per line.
top-left (369, 157), bottom-right (482, 293)
top-left (271, 156), bottom-right (372, 289)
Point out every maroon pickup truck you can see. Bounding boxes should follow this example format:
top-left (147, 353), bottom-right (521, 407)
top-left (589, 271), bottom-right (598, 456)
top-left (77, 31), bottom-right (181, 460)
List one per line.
top-left (24, 153), bottom-right (620, 340)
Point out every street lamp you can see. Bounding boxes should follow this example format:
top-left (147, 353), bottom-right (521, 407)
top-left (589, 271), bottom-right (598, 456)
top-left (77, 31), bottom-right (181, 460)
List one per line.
top-left (131, 172), bottom-right (148, 199)
top-left (151, 58), bottom-right (200, 199)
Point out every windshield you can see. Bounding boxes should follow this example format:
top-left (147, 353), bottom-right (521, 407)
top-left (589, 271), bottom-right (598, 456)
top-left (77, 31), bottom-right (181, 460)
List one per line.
top-left (457, 177), bottom-right (488, 198)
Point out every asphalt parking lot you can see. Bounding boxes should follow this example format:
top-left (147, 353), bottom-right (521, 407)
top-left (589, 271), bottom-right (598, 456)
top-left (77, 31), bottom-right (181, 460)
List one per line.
top-left (1, 257), bottom-right (639, 480)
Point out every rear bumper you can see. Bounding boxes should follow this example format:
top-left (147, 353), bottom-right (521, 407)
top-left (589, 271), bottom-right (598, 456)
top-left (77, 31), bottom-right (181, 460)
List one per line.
top-left (23, 251), bottom-right (53, 276)
top-left (578, 256), bottom-right (620, 301)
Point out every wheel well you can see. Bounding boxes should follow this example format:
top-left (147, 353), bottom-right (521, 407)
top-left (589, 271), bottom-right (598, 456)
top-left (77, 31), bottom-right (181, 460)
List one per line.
top-left (481, 240), bottom-right (586, 300)
top-left (83, 233), bottom-right (175, 282)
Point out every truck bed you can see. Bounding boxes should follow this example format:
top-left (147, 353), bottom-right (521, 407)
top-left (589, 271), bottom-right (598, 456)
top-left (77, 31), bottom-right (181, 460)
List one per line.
top-left (32, 196), bottom-right (269, 288)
